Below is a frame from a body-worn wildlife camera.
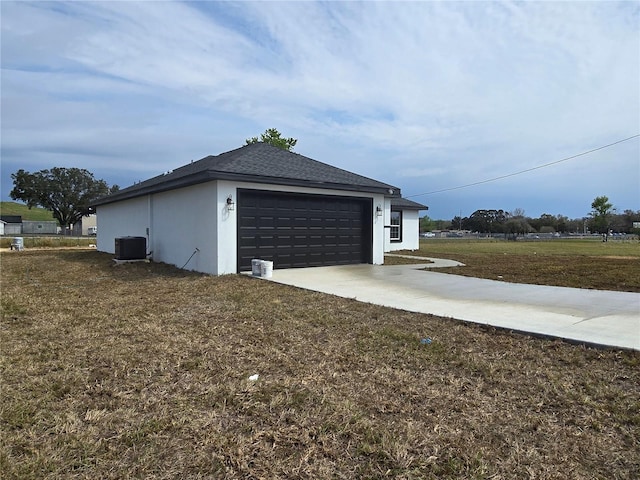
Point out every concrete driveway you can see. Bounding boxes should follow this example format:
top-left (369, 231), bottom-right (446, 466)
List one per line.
top-left (266, 259), bottom-right (640, 351)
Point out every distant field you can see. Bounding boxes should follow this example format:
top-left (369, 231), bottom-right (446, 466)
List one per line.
top-left (418, 237), bottom-right (640, 256)
top-left (388, 238), bottom-right (640, 292)
top-left (0, 201), bottom-right (55, 222)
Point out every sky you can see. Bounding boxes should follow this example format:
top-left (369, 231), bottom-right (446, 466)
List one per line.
top-left (1, 0), bottom-right (639, 221)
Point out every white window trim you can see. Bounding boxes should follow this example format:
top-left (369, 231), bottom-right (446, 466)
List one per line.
top-left (390, 210), bottom-right (402, 242)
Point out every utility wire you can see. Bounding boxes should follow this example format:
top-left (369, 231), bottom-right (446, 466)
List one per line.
top-left (405, 134), bottom-right (639, 199)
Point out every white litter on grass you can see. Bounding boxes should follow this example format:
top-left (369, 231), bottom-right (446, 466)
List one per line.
top-left (248, 374), bottom-right (259, 382)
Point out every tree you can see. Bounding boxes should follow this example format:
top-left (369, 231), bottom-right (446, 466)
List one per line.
top-left (451, 215), bottom-right (464, 231)
top-left (555, 215), bottom-right (569, 233)
top-left (589, 195), bottom-right (614, 238)
top-left (505, 209), bottom-right (532, 240)
top-left (10, 168), bottom-right (113, 231)
top-left (504, 217), bottom-right (532, 240)
top-left (419, 214), bottom-right (436, 233)
top-left (467, 209), bottom-right (507, 235)
top-left (246, 128), bottom-right (297, 151)
top-left (618, 209), bottom-right (640, 233)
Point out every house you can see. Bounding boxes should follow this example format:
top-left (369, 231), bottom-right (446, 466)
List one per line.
top-left (92, 143), bottom-right (427, 275)
top-left (69, 214), bottom-right (97, 236)
top-left (22, 220), bottom-right (58, 235)
top-left (0, 215), bottom-right (58, 235)
top-left (82, 215), bottom-right (97, 236)
top-left (0, 216), bottom-right (23, 236)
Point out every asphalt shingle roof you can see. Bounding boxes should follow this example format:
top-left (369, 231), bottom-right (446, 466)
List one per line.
top-left (94, 143), bottom-right (401, 206)
top-left (390, 197), bottom-right (428, 210)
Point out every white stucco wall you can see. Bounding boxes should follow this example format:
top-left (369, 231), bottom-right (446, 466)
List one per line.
top-left (215, 181), bottom-right (238, 275)
top-left (96, 195), bottom-right (149, 253)
top-left (150, 183), bottom-right (218, 273)
top-left (96, 183), bottom-right (220, 273)
top-left (97, 180), bottom-right (387, 275)
top-left (384, 209), bottom-right (422, 252)
top-left (371, 194), bottom-right (386, 265)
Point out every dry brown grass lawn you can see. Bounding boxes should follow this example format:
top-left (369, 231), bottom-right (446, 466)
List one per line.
top-left (1, 250), bottom-right (639, 479)
top-left (388, 239), bottom-right (640, 292)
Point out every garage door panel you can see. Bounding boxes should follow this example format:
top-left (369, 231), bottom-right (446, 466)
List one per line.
top-left (237, 190), bottom-right (372, 271)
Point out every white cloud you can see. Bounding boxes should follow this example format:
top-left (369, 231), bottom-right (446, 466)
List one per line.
top-left (398, 167), bottom-right (449, 178)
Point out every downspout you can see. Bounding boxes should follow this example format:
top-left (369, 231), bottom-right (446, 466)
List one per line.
top-left (147, 194), bottom-right (153, 259)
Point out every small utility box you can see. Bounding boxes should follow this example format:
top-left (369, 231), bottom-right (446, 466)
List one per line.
top-left (115, 236), bottom-right (146, 260)
top-left (11, 237), bottom-right (24, 251)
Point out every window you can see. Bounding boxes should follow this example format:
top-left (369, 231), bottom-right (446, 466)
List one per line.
top-left (390, 210), bottom-right (402, 242)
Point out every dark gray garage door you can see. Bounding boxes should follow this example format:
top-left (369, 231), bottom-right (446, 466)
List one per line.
top-left (237, 189), bottom-right (373, 272)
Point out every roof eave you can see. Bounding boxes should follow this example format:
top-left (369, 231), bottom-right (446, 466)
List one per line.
top-left (92, 172), bottom-right (215, 207)
top-left (396, 205), bottom-right (429, 211)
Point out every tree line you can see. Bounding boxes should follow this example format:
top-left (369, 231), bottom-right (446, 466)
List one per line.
top-left (421, 197), bottom-right (640, 237)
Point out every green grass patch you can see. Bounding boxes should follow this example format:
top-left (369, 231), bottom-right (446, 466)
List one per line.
top-left (0, 201), bottom-right (56, 221)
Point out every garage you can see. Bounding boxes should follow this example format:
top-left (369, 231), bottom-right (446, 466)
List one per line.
top-left (93, 142), bottom-right (419, 276)
top-left (237, 189), bottom-right (372, 271)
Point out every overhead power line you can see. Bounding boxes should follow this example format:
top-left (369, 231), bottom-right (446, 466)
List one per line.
top-left (405, 134), bottom-right (640, 199)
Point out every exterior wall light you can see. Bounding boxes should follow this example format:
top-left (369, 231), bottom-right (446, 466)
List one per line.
top-left (226, 195), bottom-right (235, 211)
top-left (376, 205), bottom-right (383, 217)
